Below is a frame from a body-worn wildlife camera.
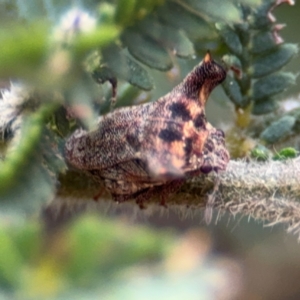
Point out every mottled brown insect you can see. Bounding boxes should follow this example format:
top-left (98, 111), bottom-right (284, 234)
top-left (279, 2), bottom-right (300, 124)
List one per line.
top-left (65, 52), bottom-right (230, 206)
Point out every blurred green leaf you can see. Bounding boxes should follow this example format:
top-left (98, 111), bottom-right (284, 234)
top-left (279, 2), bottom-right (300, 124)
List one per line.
top-left (222, 54), bottom-right (242, 70)
top-left (121, 29), bottom-right (173, 71)
top-left (115, 0), bottom-right (137, 26)
top-left (233, 0), bottom-right (261, 4)
top-left (251, 144), bottom-right (270, 161)
top-left (260, 115), bottom-right (296, 144)
top-left (252, 98), bottom-right (278, 115)
top-left (248, 0), bottom-right (275, 29)
top-left (114, 0), bottom-right (166, 27)
top-left (101, 44), bottom-right (154, 91)
top-left (273, 147), bottom-right (298, 160)
top-left (252, 72), bottom-right (297, 102)
top-left (139, 16), bottom-right (195, 58)
top-left (223, 77), bottom-right (248, 107)
top-left (176, 0), bottom-right (242, 23)
top-left (250, 30), bottom-right (279, 54)
top-left (216, 23), bottom-right (243, 55)
top-left (125, 57), bottom-right (154, 90)
top-left (157, 2), bottom-right (216, 41)
top-left (133, 0), bottom-right (165, 16)
top-left (251, 44), bottom-right (298, 78)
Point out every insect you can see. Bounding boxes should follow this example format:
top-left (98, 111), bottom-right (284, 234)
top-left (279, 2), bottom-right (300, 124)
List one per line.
top-left (65, 52), bottom-right (230, 206)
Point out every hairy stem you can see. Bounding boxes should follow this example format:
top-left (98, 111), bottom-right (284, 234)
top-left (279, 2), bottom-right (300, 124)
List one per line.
top-left (55, 158), bottom-right (300, 234)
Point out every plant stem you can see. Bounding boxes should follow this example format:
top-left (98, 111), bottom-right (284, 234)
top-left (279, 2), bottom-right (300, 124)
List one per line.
top-left (55, 158), bottom-right (300, 235)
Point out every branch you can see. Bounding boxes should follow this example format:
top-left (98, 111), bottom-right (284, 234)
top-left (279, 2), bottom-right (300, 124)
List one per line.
top-left (54, 158), bottom-right (300, 235)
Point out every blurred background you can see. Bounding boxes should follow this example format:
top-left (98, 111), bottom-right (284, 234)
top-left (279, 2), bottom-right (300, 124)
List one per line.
top-left (1, 1), bottom-right (300, 299)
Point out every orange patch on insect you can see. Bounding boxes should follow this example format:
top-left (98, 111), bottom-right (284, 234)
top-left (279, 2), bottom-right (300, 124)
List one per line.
top-left (198, 81), bottom-right (210, 106)
top-left (169, 140), bottom-right (185, 158)
top-left (194, 131), bottom-right (209, 153)
top-left (185, 100), bottom-right (204, 119)
top-left (182, 118), bottom-right (207, 141)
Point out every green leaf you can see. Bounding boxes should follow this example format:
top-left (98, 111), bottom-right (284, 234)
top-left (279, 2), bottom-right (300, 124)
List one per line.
top-left (233, 0), bottom-right (261, 4)
top-left (114, 0), bottom-right (166, 26)
top-left (176, 0), bottom-right (242, 23)
top-left (157, 2), bottom-right (216, 41)
top-left (125, 57), bottom-right (154, 90)
top-left (101, 44), bottom-right (154, 90)
top-left (114, 0), bottom-right (137, 26)
top-left (273, 147), bottom-right (298, 160)
top-left (101, 44), bottom-right (132, 79)
top-left (98, 2), bottom-right (115, 24)
top-left (215, 23), bottom-right (243, 55)
top-left (252, 72), bottom-right (297, 102)
top-left (250, 30), bottom-right (279, 54)
top-left (92, 66), bottom-right (115, 86)
top-left (248, 0), bottom-right (275, 29)
top-left (222, 77), bottom-right (249, 107)
top-left (222, 54), bottom-right (242, 70)
top-left (121, 29), bottom-right (173, 71)
top-left (260, 115), bottom-right (296, 144)
top-left (252, 98), bottom-right (278, 115)
top-left (139, 16), bottom-right (195, 58)
top-left (251, 44), bottom-right (298, 78)
top-left (250, 144), bottom-right (270, 161)
top-left (133, 0), bottom-right (165, 18)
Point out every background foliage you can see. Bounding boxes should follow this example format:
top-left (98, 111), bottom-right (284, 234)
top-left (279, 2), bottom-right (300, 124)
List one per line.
top-left (0, 0), bottom-right (299, 299)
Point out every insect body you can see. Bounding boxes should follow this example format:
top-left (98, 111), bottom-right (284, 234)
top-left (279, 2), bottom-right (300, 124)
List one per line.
top-left (65, 53), bottom-right (229, 205)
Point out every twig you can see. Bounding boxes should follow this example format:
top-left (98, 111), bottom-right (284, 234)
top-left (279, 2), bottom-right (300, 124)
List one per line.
top-left (55, 158), bottom-right (300, 235)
